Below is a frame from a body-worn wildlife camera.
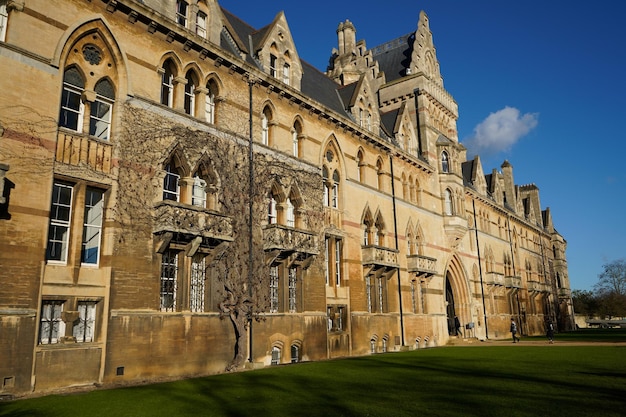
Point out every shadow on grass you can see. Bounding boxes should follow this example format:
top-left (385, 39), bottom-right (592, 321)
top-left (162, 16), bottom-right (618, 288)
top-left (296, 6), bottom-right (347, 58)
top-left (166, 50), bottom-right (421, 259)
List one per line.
top-left (2, 337), bottom-right (626, 417)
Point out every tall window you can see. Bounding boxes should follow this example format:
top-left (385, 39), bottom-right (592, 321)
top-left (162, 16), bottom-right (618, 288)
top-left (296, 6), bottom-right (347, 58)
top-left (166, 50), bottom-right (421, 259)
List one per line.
top-left (282, 63), bottom-right (290, 85)
top-left (46, 182), bottom-right (73, 262)
top-left (356, 150), bottom-right (364, 182)
top-left (366, 275), bottom-right (387, 313)
top-left (261, 107), bottom-right (271, 145)
top-left (190, 254), bottom-right (206, 312)
top-left (290, 344), bottom-right (299, 363)
top-left (441, 151), bottom-right (449, 173)
top-left (160, 250), bottom-right (178, 311)
top-left (205, 82), bottom-right (215, 123)
top-left (192, 175), bottom-right (207, 207)
top-left (286, 198), bottom-right (295, 227)
top-left (176, 0), bottom-right (188, 26)
top-left (196, 11), bottom-right (207, 38)
top-left (331, 171), bottom-right (339, 208)
top-left (184, 71), bottom-right (196, 116)
top-left (59, 67), bottom-right (85, 132)
top-left (444, 188), bottom-right (453, 215)
top-left (160, 61), bottom-right (175, 107)
top-left (89, 79), bottom-right (115, 140)
top-left (163, 163), bottom-right (180, 201)
top-left (325, 236), bottom-right (342, 287)
top-left (322, 166), bottom-right (329, 207)
top-left (268, 193), bottom-right (277, 224)
top-left (81, 187), bottom-right (104, 265)
top-left (269, 54), bottom-right (277, 78)
top-left (292, 120), bottom-right (302, 157)
top-left (271, 346), bottom-right (281, 365)
top-left (288, 268), bottom-right (297, 313)
top-left (73, 301), bottom-right (96, 342)
top-left (269, 266), bottom-right (279, 313)
top-left (39, 301), bottom-right (65, 344)
top-left (0, 1), bottom-right (7, 42)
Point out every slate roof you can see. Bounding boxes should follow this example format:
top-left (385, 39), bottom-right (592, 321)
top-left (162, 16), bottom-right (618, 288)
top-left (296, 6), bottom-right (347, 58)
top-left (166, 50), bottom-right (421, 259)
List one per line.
top-left (371, 33), bottom-right (414, 83)
top-left (220, 7), bottom-right (349, 118)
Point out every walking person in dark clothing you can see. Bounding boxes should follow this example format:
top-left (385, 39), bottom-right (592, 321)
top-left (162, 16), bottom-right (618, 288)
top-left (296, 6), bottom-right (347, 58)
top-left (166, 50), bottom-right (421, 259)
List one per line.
top-left (546, 321), bottom-right (554, 344)
top-left (510, 318), bottom-right (520, 343)
top-left (454, 316), bottom-right (462, 337)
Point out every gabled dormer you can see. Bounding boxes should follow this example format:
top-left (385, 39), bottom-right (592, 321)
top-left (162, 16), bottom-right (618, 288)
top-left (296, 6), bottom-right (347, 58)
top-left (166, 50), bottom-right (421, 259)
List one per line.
top-left (462, 156), bottom-right (487, 195)
top-left (380, 102), bottom-right (419, 156)
top-left (338, 74), bottom-right (380, 133)
top-left (253, 12), bottom-right (302, 90)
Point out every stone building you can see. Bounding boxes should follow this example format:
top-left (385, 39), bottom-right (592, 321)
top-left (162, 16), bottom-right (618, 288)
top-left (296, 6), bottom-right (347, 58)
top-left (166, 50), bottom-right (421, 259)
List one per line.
top-left (0, 0), bottom-right (573, 396)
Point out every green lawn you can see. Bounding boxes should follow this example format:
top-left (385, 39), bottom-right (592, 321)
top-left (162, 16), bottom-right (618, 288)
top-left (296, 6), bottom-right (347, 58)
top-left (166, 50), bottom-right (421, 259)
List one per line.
top-left (2, 330), bottom-right (625, 417)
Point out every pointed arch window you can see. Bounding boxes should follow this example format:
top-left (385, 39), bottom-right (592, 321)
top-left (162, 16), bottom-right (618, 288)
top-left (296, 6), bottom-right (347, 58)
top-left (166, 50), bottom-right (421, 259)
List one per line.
top-left (441, 151), bottom-right (450, 173)
top-left (292, 120), bottom-right (302, 157)
top-left (205, 80), bottom-right (217, 124)
top-left (59, 67), bottom-right (85, 132)
top-left (331, 170), bottom-right (339, 208)
top-left (268, 193), bottom-right (277, 224)
top-left (184, 70), bottom-right (197, 116)
top-left (286, 198), bottom-right (295, 227)
top-left (376, 159), bottom-right (384, 191)
top-left (89, 78), bottom-right (115, 140)
top-left (322, 166), bottom-right (330, 207)
top-left (192, 175), bottom-right (207, 207)
top-left (261, 107), bottom-right (272, 146)
top-left (283, 63), bottom-right (290, 85)
top-left (444, 188), bottom-right (453, 215)
top-left (163, 162), bottom-right (181, 201)
top-left (356, 150), bottom-right (365, 182)
top-left (160, 60), bottom-right (175, 107)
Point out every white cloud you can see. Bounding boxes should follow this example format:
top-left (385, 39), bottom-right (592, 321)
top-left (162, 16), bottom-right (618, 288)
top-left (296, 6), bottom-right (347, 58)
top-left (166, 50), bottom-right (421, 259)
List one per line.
top-left (463, 106), bottom-right (538, 157)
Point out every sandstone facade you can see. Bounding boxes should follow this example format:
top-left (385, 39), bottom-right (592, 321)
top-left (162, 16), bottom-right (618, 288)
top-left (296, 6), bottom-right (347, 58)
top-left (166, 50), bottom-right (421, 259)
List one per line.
top-left (0, 0), bottom-right (573, 396)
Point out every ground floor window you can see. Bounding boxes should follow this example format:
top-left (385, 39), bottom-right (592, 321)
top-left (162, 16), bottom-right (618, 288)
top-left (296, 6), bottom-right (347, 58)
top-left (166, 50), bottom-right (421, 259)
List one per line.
top-left (160, 250), bottom-right (178, 311)
top-left (73, 301), bottom-right (96, 342)
top-left (39, 301), bottom-right (65, 344)
top-left (271, 346), bottom-right (281, 365)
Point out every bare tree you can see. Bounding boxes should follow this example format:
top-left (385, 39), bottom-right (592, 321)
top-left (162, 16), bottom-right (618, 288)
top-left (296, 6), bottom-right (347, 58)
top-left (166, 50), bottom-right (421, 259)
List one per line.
top-left (117, 102), bottom-right (323, 370)
top-left (595, 259), bottom-right (626, 297)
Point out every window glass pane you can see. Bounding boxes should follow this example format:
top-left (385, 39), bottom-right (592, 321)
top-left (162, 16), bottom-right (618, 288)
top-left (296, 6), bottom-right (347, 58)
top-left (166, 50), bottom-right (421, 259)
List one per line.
top-left (73, 302), bottom-right (96, 342)
top-left (59, 86), bottom-right (82, 131)
top-left (160, 250), bottom-right (178, 311)
top-left (190, 255), bottom-right (206, 312)
top-left (89, 98), bottom-right (112, 140)
top-left (39, 301), bottom-right (65, 344)
top-left (47, 182), bottom-right (73, 262)
top-left (82, 188), bottom-right (104, 264)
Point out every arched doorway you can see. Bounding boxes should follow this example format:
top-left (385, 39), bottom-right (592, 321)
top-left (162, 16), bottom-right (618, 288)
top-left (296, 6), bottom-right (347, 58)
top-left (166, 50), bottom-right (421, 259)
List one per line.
top-left (445, 273), bottom-right (459, 336)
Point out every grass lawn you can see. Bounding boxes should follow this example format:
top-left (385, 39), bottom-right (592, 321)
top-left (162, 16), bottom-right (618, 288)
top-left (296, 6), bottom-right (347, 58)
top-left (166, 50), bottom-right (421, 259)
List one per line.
top-left (1, 329), bottom-right (625, 417)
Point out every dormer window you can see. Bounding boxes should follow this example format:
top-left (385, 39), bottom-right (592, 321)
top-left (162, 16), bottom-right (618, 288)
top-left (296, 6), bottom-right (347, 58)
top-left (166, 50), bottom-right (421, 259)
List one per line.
top-left (196, 11), bottom-right (207, 38)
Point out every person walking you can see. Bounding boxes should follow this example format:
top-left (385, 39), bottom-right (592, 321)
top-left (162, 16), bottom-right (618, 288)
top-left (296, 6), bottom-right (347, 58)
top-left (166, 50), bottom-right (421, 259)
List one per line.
top-left (510, 318), bottom-right (520, 343)
top-left (546, 321), bottom-right (555, 344)
top-left (454, 316), bottom-right (462, 337)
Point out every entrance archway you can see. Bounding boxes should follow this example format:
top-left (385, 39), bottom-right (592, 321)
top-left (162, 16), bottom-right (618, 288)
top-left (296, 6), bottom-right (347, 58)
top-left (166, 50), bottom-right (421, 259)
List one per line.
top-left (445, 273), bottom-right (459, 336)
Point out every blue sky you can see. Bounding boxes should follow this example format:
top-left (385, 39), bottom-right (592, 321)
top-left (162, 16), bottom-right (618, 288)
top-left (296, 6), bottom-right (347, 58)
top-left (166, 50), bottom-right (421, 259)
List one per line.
top-left (221, 1), bottom-right (626, 291)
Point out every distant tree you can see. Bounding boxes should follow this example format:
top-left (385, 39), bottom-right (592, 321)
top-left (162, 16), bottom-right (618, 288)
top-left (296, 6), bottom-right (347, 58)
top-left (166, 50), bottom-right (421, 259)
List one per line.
top-left (593, 259), bottom-right (626, 318)
top-left (595, 259), bottom-right (626, 296)
top-left (572, 289), bottom-right (599, 317)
